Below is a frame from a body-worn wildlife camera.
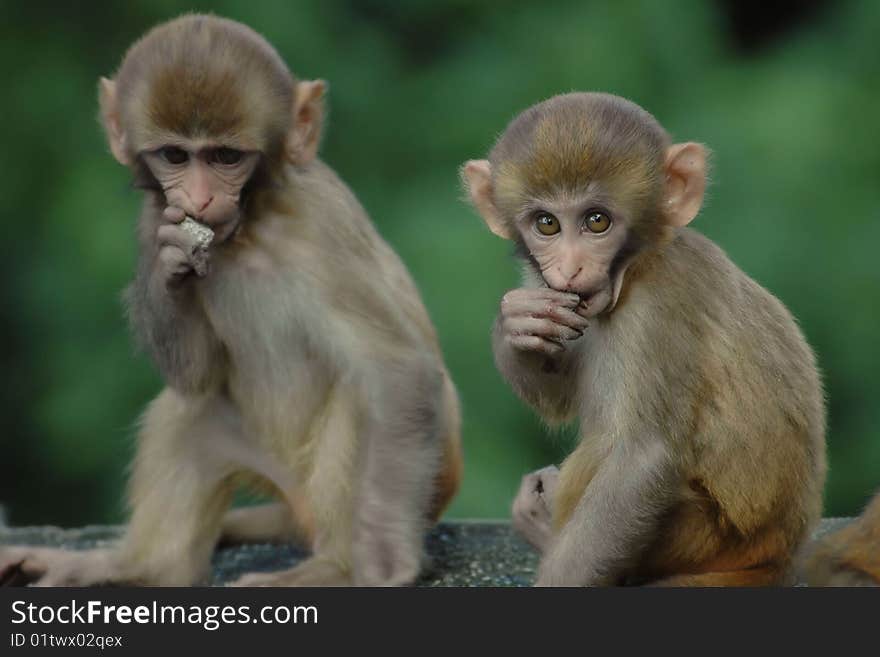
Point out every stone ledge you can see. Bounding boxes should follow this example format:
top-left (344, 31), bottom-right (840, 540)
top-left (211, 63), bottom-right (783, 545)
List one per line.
top-left (0, 519), bottom-right (852, 586)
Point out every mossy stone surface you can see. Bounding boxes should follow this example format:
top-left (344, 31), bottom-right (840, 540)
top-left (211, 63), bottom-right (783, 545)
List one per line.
top-left (0, 519), bottom-right (851, 586)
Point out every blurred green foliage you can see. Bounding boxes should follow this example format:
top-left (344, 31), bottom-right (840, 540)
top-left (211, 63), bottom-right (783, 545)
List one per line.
top-left (0, 0), bottom-right (877, 526)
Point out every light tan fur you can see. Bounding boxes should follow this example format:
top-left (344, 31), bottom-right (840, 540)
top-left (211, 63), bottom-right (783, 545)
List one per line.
top-left (0, 14), bottom-right (461, 587)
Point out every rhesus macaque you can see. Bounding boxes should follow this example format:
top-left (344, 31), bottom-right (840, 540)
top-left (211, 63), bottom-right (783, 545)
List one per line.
top-left (462, 93), bottom-right (826, 586)
top-left (0, 14), bottom-right (462, 586)
top-left (799, 490), bottom-right (879, 586)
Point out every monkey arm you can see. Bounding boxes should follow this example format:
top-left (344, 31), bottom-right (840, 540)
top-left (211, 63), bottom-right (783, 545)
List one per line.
top-left (124, 255), bottom-right (226, 394)
top-left (491, 317), bottom-right (581, 424)
top-left (347, 356), bottom-right (449, 586)
top-left (536, 438), bottom-right (676, 586)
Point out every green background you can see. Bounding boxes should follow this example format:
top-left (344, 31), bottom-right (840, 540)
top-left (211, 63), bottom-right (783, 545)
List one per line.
top-left (1, 0), bottom-right (877, 526)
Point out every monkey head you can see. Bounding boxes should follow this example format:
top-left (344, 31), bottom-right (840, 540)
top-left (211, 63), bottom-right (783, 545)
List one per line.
top-left (462, 92), bottom-right (707, 317)
top-left (98, 14), bottom-right (326, 242)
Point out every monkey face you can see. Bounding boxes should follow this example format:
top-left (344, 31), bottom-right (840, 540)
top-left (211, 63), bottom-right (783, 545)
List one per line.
top-left (142, 143), bottom-right (261, 242)
top-left (514, 196), bottom-right (636, 317)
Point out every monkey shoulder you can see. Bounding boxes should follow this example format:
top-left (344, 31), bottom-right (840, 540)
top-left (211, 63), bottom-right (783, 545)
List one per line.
top-left (266, 162), bottom-right (442, 353)
top-left (652, 228), bottom-right (801, 331)
top-left (614, 228), bottom-right (822, 418)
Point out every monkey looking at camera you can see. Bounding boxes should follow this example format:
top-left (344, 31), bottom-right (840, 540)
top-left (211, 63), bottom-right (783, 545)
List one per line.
top-left (0, 14), bottom-right (462, 586)
top-left (462, 92), bottom-right (825, 586)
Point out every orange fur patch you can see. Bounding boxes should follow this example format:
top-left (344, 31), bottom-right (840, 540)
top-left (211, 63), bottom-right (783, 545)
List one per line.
top-left (429, 428), bottom-right (463, 523)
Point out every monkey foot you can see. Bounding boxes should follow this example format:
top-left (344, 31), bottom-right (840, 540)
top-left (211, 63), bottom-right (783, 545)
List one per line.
top-left (229, 557), bottom-right (351, 587)
top-left (0, 546), bottom-right (118, 587)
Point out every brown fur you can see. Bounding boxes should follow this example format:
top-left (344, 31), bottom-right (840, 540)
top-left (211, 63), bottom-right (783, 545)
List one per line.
top-left (467, 93), bottom-right (825, 587)
top-left (800, 491), bottom-right (880, 586)
top-left (113, 14), bottom-right (294, 156)
top-left (490, 93), bottom-right (671, 245)
top-left (0, 14), bottom-right (460, 587)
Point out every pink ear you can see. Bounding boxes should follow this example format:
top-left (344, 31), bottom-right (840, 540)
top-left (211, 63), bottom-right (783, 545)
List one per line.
top-left (664, 142), bottom-right (707, 227)
top-left (98, 77), bottom-right (130, 166)
top-left (460, 159), bottom-right (513, 240)
top-left (286, 79), bottom-right (327, 166)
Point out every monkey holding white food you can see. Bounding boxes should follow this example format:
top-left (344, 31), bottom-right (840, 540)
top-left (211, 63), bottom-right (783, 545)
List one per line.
top-left (463, 92), bottom-right (826, 586)
top-left (179, 216), bottom-right (213, 276)
top-left (0, 14), bottom-right (462, 587)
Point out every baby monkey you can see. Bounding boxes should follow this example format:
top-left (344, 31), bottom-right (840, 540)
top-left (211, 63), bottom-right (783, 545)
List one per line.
top-left (0, 14), bottom-right (462, 587)
top-left (463, 93), bottom-right (826, 586)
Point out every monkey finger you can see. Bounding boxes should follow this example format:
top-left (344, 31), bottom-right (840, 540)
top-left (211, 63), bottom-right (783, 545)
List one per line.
top-left (158, 247), bottom-right (198, 285)
top-left (158, 246), bottom-right (191, 270)
top-left (544, 289), bottom-right (584, 308)
top-left (544, 306), bottom-right (590, 330)
top-left (157, 224), bottom-right (201, 254)
top-left (533, 465), bottom-right (560, 506)
top-left (0, 549), bottom-right (51, 585)
top-left (574, 301), bottom-right (592, 319)
top-left (506, 317), bottom-right (582, 342)
top-left (512, 500), bottom-right (550, 529)
top-left (524, 302), bottom-right (590, 330)
top-left (513, 474), bottom-right (542, 509)
top-left (503, 288), bottom-right (581, 309)
top-left (511, 502), bottom-right (553, 552)
top-left (162, 206), bottom-right (186, 223)
top-left (0, 560), bottom-right (33, 587)
top-left (508, 335), bottom-right (564, 356)
top-left (502, 298), bottom-right (589, 330)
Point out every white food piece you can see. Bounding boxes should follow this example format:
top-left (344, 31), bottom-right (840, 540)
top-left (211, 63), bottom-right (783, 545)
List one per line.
top-left (180, 216), bottom-right (214, 276)
top-left (181, 215), bottom-right (214, 249)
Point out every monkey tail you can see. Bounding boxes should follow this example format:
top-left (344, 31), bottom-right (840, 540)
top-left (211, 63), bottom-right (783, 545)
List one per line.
top-left (799, 492), bottom-right (880, 586)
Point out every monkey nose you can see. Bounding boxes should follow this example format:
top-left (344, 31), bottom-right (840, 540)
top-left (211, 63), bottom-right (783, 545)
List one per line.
top-left (561, 267), bottom-right (583, 289)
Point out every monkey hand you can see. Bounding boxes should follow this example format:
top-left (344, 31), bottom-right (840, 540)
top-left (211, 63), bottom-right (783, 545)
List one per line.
top-left (156, 207), bottom-right (212, 287)
top-left (511, 465), bottom-right (559, 553)
top-left (499, 288), bottom-right (589, 357)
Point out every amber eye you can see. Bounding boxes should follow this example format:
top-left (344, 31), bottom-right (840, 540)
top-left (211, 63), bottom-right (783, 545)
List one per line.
top-left (585, 211), bottom-right (611, 234)
top-left (535, 213), bottom-right (560, 236)
top-left (214, 147), bottom-right (244, 165)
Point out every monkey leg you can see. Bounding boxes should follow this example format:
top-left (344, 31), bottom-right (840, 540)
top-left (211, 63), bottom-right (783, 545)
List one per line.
top-left (229, 384), bottom-right (359, 587)
top-left (114, 389), bottom-right (241, 585)
top-left (220, 503), bottom-right (297, 545)
top-left (348, 364), bottom-right (447, 587)
top-left (0, 390), bottom-right (238, 587)
top-left (632, 494), bottom-right (801, 588)
top-left (231, 366), bottom-right (447, 587)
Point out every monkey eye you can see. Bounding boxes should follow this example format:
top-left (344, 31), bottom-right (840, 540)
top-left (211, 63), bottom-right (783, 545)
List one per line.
top-left (585, 211), bottom-right (611, 234)
top-left (534, 212), bottom-right (561, 236)
top-left (213, 147), bottom-right (244, 165)
top-left (160, 146), bottom-right (189, 165)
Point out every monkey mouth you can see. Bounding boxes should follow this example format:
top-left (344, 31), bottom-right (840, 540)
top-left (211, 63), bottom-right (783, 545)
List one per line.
top-left (573, 287), bottom-right (614, 317)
